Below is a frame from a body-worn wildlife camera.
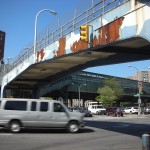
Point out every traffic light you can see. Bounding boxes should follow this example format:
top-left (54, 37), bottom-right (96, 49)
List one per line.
top-left (139, 86), bottom-right (143, 94)
top-left (80, 24), bottom-right (89, 42)
top-left (138, 81), bottom-right (143, 94)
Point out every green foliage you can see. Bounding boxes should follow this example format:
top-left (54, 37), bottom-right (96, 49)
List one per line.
top-left (96, 78), bottom-right (123, 107)
top-left (104, 78), bottom-right (123, 98)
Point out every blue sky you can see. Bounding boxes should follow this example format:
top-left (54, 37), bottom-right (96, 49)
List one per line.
top-left (0, 0), bottom-right (150, 78)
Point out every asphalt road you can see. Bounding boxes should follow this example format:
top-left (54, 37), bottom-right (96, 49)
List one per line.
top-left (0, 115), bottom-right (150, 150)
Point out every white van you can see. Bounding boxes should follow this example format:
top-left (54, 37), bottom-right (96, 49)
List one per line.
top-left (88, 105), bottom-right (106, 115)
top-left (0, 98), bottom-right (84, 133)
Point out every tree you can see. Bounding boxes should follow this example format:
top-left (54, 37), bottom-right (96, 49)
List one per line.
top-left (96, 78), bottom-right (123, 107)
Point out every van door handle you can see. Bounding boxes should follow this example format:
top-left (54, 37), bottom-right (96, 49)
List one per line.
top-left (37, 115), bottom-right (41, 118)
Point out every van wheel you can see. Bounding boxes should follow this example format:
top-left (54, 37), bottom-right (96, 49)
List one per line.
top-left (9, 121), bottom-right (21, 133)
top-left (67, 121), bottom-right (79, 133)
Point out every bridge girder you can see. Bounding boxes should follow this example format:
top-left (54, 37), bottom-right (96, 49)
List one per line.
top-left (5, 37), bottom-right (150, 91)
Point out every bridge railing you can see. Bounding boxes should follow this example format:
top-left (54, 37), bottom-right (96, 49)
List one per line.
top-left (1, 0), bottom-right (128, 77)
top-left (37, 0), bottom-right (128, 51)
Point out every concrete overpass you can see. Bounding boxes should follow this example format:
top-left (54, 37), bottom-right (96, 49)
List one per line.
top-left (1, 0), bottom-right (150, 98)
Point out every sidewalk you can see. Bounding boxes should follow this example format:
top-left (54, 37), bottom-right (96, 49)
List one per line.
top-left (84, 114), bottom-right (150, 121)
top-left (124, 114), bottom-right (150, 118)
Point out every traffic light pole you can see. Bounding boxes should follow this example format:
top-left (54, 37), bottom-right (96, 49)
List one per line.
top-left (128, 65), bottom-right (141, 116)
top-left (138, 93), bottom-right (141, 116)
top-left (138, 81), bottom-right (142, 116)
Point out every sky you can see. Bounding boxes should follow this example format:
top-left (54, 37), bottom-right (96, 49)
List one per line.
top-left (0, 0), bottom-right (150, 78)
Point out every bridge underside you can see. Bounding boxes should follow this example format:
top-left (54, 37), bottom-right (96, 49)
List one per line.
top-left (6, 37), bottom-right (150, 90)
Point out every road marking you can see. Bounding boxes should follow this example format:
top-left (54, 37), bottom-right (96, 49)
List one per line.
top-left (119, 123), bottom-right (130, 127)
top-left (113, 123), bottom-right (130, 128)
top-left (0, 133), bottom-right (12, 135)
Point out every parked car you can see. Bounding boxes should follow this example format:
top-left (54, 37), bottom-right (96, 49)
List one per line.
top-left (123, 106), bottom-right (139, 114)
top-left (0, 98), bottom-right (85, 133)
top-left (88, 105), bottom-right (106, 115)
top-left (79, 107), bottom-right (93, 117)
top-left (106, 107), bottom-right (124, 117)
top-left (69, 107), bottom-right (92, 117)
top-left (69, 107), bottom-right (80, 112)
top-left (144, 106), bottom-right (150, 114)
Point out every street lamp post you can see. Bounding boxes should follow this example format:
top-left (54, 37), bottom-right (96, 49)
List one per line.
top-left (128, 65), bottom-right (141, 116)
top-left (33, 9), bottom-right (57, 63)
top-left (78, 84), bottom-right (86, 107)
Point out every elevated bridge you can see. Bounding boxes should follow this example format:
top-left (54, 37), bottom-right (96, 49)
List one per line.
top-left (1, 0), bottom-right (150, 98)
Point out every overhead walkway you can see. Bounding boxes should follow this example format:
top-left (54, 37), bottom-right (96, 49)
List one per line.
top-left (1, 0), bottom-right (150, 98)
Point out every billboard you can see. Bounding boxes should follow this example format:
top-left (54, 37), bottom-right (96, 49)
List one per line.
top-left (0, 31), bottom-right (5, 63)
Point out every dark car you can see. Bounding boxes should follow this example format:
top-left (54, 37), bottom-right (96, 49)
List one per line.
top-left (106, 107), bottom-right (124, 117)
top-left (79, 107), bottom-right (93, 117)
top-left (69, 107), bottom-right (92, 117)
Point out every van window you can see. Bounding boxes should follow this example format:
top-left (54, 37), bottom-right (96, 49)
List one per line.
top-left (0, 100), bottom-right (1, 108)
top-left (31, 101), bottom-right (37, 111)
top-left (4, 101), bottom-right (27, 111)
top-left (40, 102), bottom-right (48, 112)
top-left (54, 103), bottom-right (65, 112)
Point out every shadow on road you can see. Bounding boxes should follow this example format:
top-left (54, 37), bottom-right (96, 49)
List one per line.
top-left (85, 120), bottom-right (150, 137)
top-left (0, 128), bottom-right (94, 134)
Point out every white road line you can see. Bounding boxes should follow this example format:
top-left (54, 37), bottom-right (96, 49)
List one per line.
top-left (0, 133), bottom-right (12, 135)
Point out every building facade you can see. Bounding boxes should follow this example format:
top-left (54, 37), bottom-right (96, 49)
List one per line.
top-left (0, 31), bottom-right (5, 62)
top-left (127, 71), bottom-right (150, 82)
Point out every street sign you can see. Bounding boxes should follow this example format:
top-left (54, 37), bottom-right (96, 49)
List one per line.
top-left (134, 94), bottom-right (139, 97)
top-left (138, 98), bottom-right (141, 104)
